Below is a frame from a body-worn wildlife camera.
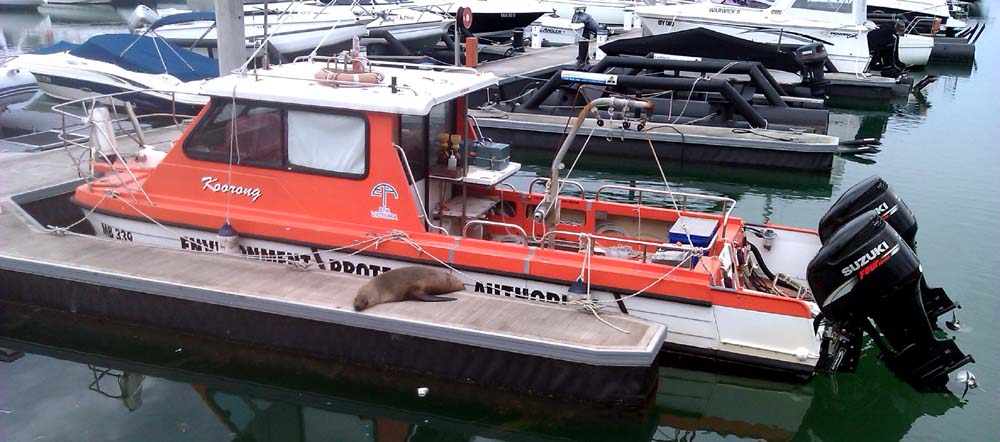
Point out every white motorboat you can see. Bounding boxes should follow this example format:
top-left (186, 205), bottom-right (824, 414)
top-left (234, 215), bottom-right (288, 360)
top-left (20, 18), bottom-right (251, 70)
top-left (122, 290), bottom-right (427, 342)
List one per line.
top-left (634, 0), bottom-right (874, 75)
top-left (44, 0), bottom-right (111, 5)
top-left (132, 3), bottom-right (372, 57)
top-left (0, 59), bottom-right (38, 111)
top-left (898, 34), bottom-right (932, 65)
top-left (0, 0), bottom-right (44, 7)
top-left (541, 0), bottom-right (646, 26)
top-left (524, 13), bottom-right (587, 46)
top-left (409, 0), bottom-right (552, 36)
top-left (301, 1), bottom-right (454, 55)
top-left (6, 34), bottom-right (213, 113)
top-left (867, 0), bottom-right (967, 31)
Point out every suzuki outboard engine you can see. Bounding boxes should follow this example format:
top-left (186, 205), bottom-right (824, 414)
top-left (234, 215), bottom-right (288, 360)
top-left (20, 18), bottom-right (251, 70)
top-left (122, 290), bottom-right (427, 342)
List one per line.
top-left (793, 42), bottom-right (830, 98)
top-left (808, 212), bottom-right (973, 391)
top-left (818, 176), bottom-right (958, 322)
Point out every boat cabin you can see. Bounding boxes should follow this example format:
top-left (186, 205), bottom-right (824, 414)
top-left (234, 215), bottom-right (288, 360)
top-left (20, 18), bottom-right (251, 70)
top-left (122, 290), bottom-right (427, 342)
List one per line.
top-left (77, 57), bottom-right (814, 324)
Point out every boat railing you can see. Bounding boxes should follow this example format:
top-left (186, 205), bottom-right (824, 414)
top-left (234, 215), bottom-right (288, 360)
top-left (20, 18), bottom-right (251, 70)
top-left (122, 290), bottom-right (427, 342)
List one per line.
top-left (528, 177), bottom-right (587, 199)
top-left (594, 184), bottom-right (735, 243)
top-left (540, 230), bottom-right (705, 264)
top-left (903, 16), bottom-right (940, 35)
top-left (463, 220), bottom-right (529, 244)
top-left (290, 55), bottom-right (480, 75)
top-left (51, 89), bottom-right (197, 204)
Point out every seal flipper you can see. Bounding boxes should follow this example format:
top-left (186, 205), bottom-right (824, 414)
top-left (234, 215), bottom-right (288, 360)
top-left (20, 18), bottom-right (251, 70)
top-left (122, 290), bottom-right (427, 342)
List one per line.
top-left (410, 292), bottom-right (457, 302)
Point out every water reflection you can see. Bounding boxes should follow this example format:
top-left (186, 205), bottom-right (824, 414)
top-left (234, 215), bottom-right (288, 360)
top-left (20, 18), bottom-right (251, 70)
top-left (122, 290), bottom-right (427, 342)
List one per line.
top-left (0, 304), bottom-right (971, 442)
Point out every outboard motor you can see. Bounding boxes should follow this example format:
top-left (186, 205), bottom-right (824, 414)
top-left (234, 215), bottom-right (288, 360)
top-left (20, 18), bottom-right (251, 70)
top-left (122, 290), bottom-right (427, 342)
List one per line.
top-left (128, 5), bottom-right (161, 32)
top-left (807, 212), bottom-right (974, 391)
top-left (818, 176), bottom-right (958, 322)
top-left (793, 42), bottom-right (830, 98)
top-left (571, 9), bottom-right (604, 40)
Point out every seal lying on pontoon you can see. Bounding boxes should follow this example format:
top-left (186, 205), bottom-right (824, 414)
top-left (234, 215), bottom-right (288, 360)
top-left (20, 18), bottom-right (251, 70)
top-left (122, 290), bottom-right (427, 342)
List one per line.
top-left (353, 267), bottom-right (463, 311)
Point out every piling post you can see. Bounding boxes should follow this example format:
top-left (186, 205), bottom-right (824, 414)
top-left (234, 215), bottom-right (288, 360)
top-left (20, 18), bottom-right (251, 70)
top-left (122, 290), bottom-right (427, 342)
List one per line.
top-left (215, 0), bottom-right (247, 74)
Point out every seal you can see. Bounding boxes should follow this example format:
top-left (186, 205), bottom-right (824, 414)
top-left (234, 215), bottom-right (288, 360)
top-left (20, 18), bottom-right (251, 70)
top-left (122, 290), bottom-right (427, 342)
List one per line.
top-left (353, 266), bottom-right (464, 311)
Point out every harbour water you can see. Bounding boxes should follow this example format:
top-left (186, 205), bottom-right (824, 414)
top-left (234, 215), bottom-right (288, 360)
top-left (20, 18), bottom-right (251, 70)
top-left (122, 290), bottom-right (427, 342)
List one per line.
top-left (2, 2), bottom-right (998, 441)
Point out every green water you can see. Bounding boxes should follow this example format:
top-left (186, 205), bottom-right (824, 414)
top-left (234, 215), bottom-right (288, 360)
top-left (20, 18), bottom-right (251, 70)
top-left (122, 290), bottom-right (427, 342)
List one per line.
top-left (2, 2), bottom-right (999, 441)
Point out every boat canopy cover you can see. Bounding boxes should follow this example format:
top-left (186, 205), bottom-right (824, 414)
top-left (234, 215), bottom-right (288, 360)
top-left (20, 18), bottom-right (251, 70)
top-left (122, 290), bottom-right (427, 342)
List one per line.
top-left (600, 28), bottom-right (803, 73)
top-left (69, 34), bottom-right (219, 82)
top-left (30, 41), bottom-right (81, 55)
top-left (149, 12), bottom-right (216, 30)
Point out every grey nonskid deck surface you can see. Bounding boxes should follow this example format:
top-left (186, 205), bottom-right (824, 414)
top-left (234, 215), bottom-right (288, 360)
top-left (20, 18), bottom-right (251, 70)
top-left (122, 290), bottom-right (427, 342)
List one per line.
top-left (479, 30), bottom-right (640, 80)
top-left (0, 132), bottom-right (666, 366)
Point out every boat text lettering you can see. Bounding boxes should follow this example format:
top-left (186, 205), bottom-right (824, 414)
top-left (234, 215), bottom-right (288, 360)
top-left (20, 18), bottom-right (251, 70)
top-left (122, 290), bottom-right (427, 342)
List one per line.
top-left (709, 8), bottom-right (739, 14)
top-left (474, 281), bottom-right (568, 304)
top-left (828, 31), bottom-right (858, 39)
top-left (841, 241), bottom-right (900, 278)
top-left (873, 201), bottom-right (899, 220)
top-left (201, 176), bottom-right (262, 202)
top-left (101, 223), bottom-right (134, 242)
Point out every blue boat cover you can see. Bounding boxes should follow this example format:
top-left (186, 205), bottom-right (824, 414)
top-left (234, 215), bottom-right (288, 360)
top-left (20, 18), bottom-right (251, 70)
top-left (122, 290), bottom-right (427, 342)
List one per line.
top-left (67, 34), bottom-right (219, 82)
top-left (30, 41), bottom-right (81, 55)
top-left (149, 12), bottom-right (216, 30)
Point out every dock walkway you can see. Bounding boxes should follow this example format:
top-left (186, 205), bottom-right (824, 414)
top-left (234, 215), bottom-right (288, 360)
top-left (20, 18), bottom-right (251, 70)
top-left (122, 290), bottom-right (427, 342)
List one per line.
top-left (0, 128), bottom-right (666, 404)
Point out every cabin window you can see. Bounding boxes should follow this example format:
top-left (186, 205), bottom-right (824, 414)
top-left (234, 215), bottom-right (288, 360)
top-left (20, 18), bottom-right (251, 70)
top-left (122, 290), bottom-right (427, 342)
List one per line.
top-left (427, 101), bottom-right (456, 169)
top-left (286, 110), bottom-right (367, 177)
top-left (183, 101), bottom-right (284, 167)
top-left (398, 114), bottom-right (428, 182)
top-left (791, 0), bottom-right (853, 12)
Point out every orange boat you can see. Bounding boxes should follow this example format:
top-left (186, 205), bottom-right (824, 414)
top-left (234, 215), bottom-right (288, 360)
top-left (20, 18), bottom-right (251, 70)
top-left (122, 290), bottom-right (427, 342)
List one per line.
top-left (66, 53), bottom-right (971, 390)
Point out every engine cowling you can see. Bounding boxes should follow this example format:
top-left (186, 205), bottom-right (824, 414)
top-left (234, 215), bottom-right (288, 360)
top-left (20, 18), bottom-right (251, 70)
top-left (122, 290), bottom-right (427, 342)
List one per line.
top-left (793, 42), bottom-right (831, 98)
top-left (807, 212), bottom-right (973, 391)
top-left (818, 175), bottom-right (916, 247)
top-left (817, 175), bottom-right (956, 321)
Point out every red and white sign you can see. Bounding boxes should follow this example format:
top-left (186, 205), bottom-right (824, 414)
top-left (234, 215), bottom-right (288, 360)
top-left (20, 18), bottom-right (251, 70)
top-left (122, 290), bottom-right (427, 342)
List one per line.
top-left (461, 7), bottom-right (473, 29)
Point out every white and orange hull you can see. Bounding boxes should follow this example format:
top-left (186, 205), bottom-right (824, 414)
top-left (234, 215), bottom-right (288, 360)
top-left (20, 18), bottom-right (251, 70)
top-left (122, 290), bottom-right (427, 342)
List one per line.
top-left (87, 211), bottom-right (823, 373)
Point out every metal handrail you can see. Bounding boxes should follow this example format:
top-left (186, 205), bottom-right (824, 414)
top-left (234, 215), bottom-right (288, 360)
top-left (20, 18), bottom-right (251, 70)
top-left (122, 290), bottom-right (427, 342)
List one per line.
top-left (528, 177), bottom-right (587, 198)
top-left (292, 54), bottom-right (480, 74)
top-left (463, 220), bottom-right (528, 243)
top-left (904, 16), bottom-right (939, 35)
top-left (393, 143), bottom-right (448, 235)
top-left (595, 184), bottom-right (735, 243)
top-left (51, 89), bottom-right (197, 205)
top-left (540, 229), bottom-right (705, 263)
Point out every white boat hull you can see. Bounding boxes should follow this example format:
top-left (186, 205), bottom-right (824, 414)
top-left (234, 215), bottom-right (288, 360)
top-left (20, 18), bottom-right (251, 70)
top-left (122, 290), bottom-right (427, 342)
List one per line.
top-left (0, 66), bottom-right (38, 109)
top-left (0, 0), bottom-right (44, 7)
top-left (87, 211), bottom-right (823, 373)
top-left (542, 0), bottom-right (640, 26)
top-left (898, 34), bottom-right (933, 66)
top-left (7, 53), bottom-right (207, 113)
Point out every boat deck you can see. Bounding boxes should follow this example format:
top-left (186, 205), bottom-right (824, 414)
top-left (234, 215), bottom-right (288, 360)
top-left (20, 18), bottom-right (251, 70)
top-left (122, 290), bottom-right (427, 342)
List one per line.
top-left (0, 127), bottom-right (666, 404)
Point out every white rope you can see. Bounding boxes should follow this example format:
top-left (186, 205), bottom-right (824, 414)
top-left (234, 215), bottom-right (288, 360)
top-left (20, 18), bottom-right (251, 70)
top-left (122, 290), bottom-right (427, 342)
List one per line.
top-left (46, 190), bottom-right (112, 235)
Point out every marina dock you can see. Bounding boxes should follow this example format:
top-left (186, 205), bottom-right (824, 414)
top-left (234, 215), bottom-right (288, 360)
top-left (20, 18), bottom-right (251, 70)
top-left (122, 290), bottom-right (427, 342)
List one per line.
top-left (0, 129), bottom-right (666, 405)
top-left (476, 31), bottom-right (911, 100)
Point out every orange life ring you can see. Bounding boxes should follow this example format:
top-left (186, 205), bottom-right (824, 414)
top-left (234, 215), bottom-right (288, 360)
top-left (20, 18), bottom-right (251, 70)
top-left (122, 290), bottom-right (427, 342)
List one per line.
top-left (314, 68), bottom-right (385, 87)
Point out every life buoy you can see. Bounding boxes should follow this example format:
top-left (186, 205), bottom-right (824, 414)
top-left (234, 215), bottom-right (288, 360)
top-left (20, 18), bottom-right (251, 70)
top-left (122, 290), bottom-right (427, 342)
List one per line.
top-left (314, 68), bottom-right (385, 87)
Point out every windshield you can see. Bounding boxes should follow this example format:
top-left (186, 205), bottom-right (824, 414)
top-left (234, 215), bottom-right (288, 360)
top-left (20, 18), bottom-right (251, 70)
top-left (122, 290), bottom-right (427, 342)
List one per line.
top-left (791, 0), bottom-right (854, 13)
top-left (710, 0), bottom-right (774, 9)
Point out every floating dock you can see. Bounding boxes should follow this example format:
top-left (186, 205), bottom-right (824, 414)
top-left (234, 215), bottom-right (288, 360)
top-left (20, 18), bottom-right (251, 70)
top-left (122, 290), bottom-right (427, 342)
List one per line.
top-left (476, 33), bottom-right (911, 100)
top-left (470, 109), bottom-right (841, 171)
top-left (0, 130), bottom-right (667, 406)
